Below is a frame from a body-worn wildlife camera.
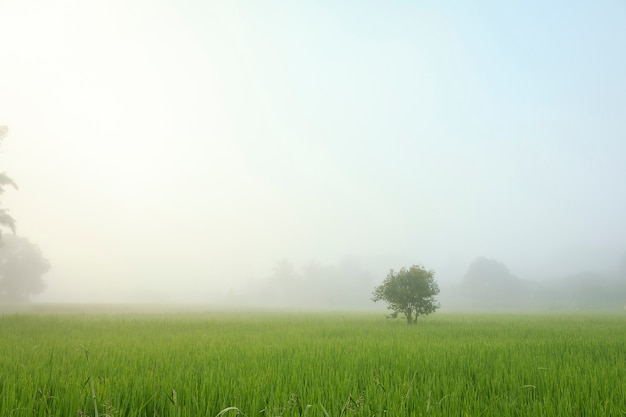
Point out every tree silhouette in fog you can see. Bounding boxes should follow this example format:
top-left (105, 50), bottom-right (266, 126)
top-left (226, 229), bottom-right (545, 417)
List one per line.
top-left (463, 257), bottom-right (521, 291)
top-left (0, 235), bottom-right (50, 302)
top-left (461, 257), bottom-right (527, 308)
top-left (0, 126), bottom-right (51, 303)
top-left (0, 126), bottom-right (17, 236)
top-left (248, 257), bottom-right (376, 309)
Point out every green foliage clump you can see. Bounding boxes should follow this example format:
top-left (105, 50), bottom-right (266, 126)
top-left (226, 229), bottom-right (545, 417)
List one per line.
top-left (372, 264), bottom-right (440, 324)
top-left (0, 126), bottom-right (17, 235)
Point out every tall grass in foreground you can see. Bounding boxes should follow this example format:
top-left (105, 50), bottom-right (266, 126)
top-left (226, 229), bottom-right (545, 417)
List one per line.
top-left (0, 312), bottom-right (624, 416)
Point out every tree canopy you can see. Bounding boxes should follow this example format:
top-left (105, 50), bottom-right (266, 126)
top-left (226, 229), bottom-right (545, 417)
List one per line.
top-left (0, 234), bottom-right (50, 302)
top-left (243, 258), bottom-right (376, 309)
top-left (372, 264), bottom-right (440, 324)
top-left (0, 126), bottom-right (51, 303)
top-left (0, 126), bottom-right (17, 235)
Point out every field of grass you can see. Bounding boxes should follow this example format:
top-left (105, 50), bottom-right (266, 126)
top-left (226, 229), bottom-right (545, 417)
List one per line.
top-left (0, 308), bottom-right (624, 416)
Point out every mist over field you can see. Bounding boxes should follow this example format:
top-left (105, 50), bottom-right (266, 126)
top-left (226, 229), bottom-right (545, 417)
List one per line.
top-left (1, 1), bottom-right (625, 308)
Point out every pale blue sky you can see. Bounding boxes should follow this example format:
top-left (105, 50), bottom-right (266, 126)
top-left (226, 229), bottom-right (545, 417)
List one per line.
top-left (1, 1), bottom-right (625, 302)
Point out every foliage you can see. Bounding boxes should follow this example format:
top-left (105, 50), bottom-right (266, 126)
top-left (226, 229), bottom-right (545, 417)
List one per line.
top-left (456, 257), bottom-right (530, 308)
top-left (462, 257), bottom-right (521, 290)
top-left (372, 264), bottom-right (440, 324)
top-left (0, 312), bottom-right (625, 416)
top-left (247, 258), bottom-right (376, 309)
top-left (0, 126), bottom-right (50, 302)
top-left (445, 256), bottom-right (626, 310)
top-left (0, 125), bottom-right (17, 235)
top-left (0, 234), bottom-right (50, 302)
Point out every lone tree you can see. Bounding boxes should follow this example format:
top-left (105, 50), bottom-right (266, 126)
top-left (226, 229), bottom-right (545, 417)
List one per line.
top-left (372, 265), bottom-right (440, 325)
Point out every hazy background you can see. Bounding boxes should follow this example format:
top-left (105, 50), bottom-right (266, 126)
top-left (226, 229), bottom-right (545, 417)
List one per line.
top-left (1, 1), bottom-right (625, 305)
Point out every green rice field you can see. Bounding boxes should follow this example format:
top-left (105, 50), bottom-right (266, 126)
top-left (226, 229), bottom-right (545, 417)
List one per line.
top-left (0, 308), bottom-right (624, 416)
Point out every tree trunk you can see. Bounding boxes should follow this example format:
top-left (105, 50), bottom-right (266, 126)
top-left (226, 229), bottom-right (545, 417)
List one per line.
top-left (405, 309), bottom-right (413, 325)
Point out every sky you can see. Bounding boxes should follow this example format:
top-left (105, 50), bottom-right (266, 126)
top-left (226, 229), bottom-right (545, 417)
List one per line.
top-left (0, 0), bottom-right (625, 303)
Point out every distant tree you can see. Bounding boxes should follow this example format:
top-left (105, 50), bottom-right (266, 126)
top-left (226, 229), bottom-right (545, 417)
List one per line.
top-left (0, 234), bottom-right (50, 302)
top-left (463, 257), bottom-right (520, 290)
top-left (0, 126), bottom-right (17, 236)
top-left (462, 257), bottom-right (523, 296)
top-left (460, 257), bottom-right (537, 309)
top-left (244, 257), bottom-right (376, 309)
top-left (372, 265), bottom-right (440, 325)
top-left (271, 259), bottom-right (298, 284)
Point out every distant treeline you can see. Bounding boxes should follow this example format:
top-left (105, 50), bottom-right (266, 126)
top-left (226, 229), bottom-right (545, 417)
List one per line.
top-left (234, 257), bottom-right (377, 309)
top-left (440, 256), bottom-right (626, 311)
top-left (233, 254), bottom-right (626, 311)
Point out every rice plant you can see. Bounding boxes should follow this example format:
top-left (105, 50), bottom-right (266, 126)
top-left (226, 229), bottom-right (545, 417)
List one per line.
top-left (0, 311), bottom-right (624, 416)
